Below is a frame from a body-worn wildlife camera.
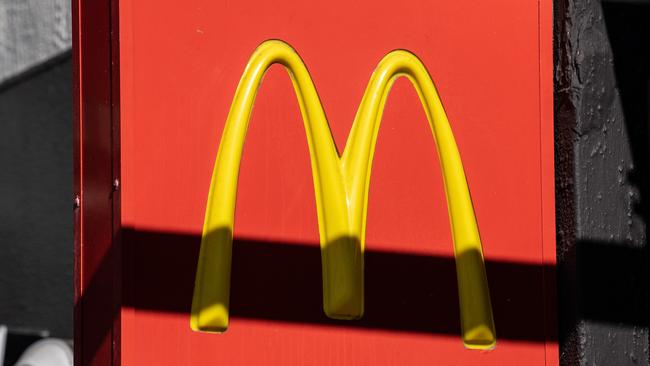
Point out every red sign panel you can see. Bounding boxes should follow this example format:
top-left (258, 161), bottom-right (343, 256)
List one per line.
top-left (74, 0), bottom-right (555, 364)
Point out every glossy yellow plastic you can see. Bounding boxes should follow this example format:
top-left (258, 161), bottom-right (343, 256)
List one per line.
top-left (191, 40), bottom-right (496, 349)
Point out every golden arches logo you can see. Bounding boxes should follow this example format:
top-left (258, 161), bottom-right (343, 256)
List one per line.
top-left (191, 40), bottom-right (496, 349)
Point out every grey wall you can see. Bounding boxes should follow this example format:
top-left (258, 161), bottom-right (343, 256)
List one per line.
top-left (555, 0), bottom-right (649, 364)
top-left (0, 54), bottom-right (72, 339)
top-left (0, 0), bottom-right (71, 83)
top-left (0, 0), bottom-right (72, 339)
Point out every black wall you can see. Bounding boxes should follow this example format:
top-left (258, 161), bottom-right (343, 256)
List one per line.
top-left (555, 0), bottom-right (649, 364)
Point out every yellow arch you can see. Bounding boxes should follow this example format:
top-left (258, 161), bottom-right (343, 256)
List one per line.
top-left (191, 40), bottom-right (495, 349)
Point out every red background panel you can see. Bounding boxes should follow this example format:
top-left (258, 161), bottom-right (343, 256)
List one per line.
top-left (111, 0), bottom-right (556, 364)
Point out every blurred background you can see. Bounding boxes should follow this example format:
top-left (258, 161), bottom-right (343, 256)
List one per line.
top-left (0, 1), bottom-right (72, 365)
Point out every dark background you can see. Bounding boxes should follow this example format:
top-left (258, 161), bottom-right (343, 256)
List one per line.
top-left (0, 54), bottom-right (73, 339)
top-left (555, 0), bottom-right (649, 364)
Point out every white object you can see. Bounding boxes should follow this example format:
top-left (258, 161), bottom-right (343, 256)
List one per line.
top-left (0, 325), bottom-right (7, 366)
top-left (14, 339), bottom-right (72, 366)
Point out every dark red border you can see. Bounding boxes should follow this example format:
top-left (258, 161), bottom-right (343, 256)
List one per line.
top-left (73, 0), bottom-right (120, 365)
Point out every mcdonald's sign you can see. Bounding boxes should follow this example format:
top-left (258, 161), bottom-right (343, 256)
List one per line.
top-left (76, 1), bottom-right (555, 364)
top-left (191, 40), bottom-right (495, 349)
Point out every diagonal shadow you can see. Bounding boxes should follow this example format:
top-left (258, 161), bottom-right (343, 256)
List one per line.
top-left (74, 228), bottom-right (645, 364)
top-left (78, 228), bottom-right (650, 362)
top-left (121, 228), bottom-right (552, 342)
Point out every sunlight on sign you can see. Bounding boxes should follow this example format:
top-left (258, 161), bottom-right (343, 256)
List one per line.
top-left (191, 40), bottom-right (496, 350)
